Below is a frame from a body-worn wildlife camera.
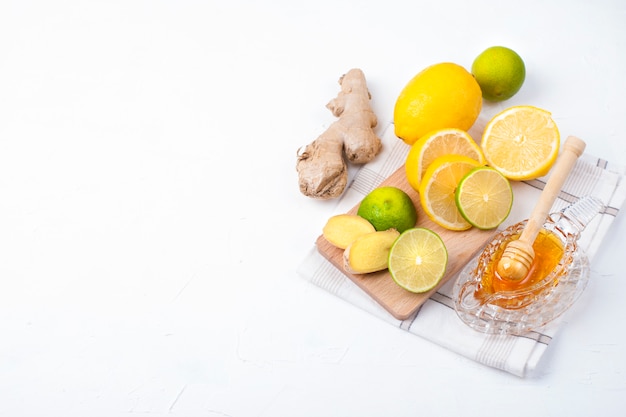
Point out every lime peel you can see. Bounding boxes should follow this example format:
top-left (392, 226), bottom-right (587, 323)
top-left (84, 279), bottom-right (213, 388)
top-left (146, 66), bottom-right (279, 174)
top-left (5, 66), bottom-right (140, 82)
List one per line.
top-left (471, 46), bottom-right (526, 101)
top-left (357, 186), bottom-right (417, 233)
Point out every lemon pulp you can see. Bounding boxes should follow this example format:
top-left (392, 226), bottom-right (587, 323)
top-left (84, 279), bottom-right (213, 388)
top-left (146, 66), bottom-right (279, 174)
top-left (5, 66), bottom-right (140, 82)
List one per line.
top-left (481, 105), bottom-right (560, 181)
top-left (405, 128), bottom-right (484, 192)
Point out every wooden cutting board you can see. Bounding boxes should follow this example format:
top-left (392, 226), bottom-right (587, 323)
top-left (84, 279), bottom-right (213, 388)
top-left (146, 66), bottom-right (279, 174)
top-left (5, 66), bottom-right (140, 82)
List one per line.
top-left (316, 164), bottom-right (497, 320)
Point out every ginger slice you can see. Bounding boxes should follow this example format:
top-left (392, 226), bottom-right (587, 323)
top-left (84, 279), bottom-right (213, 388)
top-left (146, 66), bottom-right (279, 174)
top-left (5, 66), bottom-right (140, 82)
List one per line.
top-left (322, 214), bottom-right (376, 249)
top-left (343, 229), bottom-right (400, 274)
top-left (297, 69), bottom-right (382, 199)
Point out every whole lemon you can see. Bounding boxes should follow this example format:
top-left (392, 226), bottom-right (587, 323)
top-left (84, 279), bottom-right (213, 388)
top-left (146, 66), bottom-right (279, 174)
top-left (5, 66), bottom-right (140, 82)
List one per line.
top-left (357, 186), bottom-right (417, 234)
top-left (471, 46), bottom-right (526, 101)
top-left (394, 63), bottom-right (482, 146)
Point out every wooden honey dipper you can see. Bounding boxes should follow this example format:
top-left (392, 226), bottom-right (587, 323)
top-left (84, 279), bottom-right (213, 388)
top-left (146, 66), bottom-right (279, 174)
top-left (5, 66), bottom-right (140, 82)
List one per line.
top-left (495, 135), bottom-right (586, 281)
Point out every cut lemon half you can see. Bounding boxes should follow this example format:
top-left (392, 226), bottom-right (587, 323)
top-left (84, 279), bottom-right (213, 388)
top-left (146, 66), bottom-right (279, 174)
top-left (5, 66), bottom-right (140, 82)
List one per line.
top-left (455, 167), bottom-right (513, 230)
top-left (419, 155), bottom-right (481, 231)
top-left (388, 227), bottom-right (448, 293)
top-left (405, 128), bottom-right (484, 192)
top-left (481, 105), bottom-right (560, 180)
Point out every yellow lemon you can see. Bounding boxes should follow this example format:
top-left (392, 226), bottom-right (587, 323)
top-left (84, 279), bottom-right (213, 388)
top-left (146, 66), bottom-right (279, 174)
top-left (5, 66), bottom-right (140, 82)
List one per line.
top-left (405, 128), bottom-right (484, 192)
top-left (419, 155), bottom-right (481, 231)
top-left (394, 63), bottom-right (483, 145)
top-left (481, 105), bottom-right (560, 181)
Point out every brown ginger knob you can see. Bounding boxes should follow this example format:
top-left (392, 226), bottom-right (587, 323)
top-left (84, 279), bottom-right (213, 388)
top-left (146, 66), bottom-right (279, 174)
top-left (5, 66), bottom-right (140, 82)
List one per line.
top-left (496, 136), bottom-right (586, 281)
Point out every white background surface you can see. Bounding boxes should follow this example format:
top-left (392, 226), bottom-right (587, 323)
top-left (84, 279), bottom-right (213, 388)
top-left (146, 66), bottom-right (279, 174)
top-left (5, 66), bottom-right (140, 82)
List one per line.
top-left (1, 0), bottom-right (625, 416)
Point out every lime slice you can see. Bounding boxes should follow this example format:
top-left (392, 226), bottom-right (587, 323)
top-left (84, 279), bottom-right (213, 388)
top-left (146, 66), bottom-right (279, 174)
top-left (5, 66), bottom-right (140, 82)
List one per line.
top-left (455, 166), bottom-right (513, 229)
top-left (388, 228), bottom-right (448, 293)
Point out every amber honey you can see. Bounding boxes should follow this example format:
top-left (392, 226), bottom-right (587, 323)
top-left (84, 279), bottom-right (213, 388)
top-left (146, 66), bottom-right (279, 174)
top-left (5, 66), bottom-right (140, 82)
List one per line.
top-left (476, 229), bottom-right (565, 308)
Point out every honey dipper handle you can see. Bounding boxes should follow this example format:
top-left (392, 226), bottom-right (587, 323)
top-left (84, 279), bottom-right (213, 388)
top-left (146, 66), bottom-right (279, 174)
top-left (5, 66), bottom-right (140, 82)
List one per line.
top-left (518, 136), bottom-right (586, 244)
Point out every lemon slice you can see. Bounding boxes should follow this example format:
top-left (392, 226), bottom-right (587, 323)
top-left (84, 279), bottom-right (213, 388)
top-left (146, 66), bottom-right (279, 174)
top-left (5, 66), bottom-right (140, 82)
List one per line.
top-left (388, 228), bottom-right (448, 293)
top-left (405, 128), bottom-right (485, 192)
top-left (419, 155), bottom-right (481, 231)
top-left (455, 167), bottom-right (513, 230)
top-left (481, 105), bottom-right (560, 180)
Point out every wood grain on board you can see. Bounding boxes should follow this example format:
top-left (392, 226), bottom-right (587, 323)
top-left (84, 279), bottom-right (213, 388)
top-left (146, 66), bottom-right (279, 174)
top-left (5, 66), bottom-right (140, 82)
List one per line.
top-left (316, 164), bottom-right (497, 320)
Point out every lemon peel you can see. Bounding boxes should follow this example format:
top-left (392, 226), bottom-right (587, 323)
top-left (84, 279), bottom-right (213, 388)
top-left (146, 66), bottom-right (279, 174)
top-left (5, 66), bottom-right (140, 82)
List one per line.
top-left (394, 63), bottom-right (482, 145)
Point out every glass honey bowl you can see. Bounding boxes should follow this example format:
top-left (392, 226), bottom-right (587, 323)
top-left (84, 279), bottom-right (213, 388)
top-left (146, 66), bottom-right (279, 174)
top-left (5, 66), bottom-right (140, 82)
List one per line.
top-left (453, 196), bottom-right (604, 335)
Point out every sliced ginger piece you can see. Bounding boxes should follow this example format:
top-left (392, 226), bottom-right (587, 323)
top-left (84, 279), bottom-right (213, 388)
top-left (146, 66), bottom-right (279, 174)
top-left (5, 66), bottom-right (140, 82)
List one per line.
top-left (343, 229), bottom-right (400, 274)
top-left (322, 214), bottom-right (376, 249)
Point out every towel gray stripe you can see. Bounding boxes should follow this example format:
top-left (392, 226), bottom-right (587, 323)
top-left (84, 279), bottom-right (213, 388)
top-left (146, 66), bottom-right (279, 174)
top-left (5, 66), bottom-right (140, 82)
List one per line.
top-left (310, 261), bottom-right (344, 295)
top-left (378, 123), bottom-right (408, 178)
top-left (351, 167), bottom-right (386, 196)
top-left (477, 334), bottom-right (516, 370)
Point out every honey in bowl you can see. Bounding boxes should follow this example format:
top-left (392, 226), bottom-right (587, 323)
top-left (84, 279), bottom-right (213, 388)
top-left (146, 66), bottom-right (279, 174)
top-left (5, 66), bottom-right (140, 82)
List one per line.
top-left (476, 229), bottom-right (565, 308)
top-left (453, 196), bottom-right (604, 335)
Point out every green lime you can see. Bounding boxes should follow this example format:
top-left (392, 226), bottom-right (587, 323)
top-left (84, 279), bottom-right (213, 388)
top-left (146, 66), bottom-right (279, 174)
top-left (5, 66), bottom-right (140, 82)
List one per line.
top-left (357, 186), bottom-right (417, 233)
top-left (388, 227), bottom-right (448, 293)
top-left (471, 46), bottom-right (526, 101)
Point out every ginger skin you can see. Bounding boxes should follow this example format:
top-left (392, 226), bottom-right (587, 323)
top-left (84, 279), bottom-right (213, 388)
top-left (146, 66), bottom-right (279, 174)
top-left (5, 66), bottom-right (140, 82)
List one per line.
top-left (297, 69), bottom-right (382, 199)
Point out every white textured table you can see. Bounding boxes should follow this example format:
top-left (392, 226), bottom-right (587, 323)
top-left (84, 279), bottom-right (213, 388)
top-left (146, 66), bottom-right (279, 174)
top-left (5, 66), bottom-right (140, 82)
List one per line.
top-left (1, 1), bottom-right (625, 416)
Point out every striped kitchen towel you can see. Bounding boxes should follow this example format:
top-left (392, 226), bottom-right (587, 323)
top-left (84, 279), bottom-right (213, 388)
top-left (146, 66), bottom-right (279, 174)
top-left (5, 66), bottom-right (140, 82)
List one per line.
top-left (297, 120), bottom-right (626, 377)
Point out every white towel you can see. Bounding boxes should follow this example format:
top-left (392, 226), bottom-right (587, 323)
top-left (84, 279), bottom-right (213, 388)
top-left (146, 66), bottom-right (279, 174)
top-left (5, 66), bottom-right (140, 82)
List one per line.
top-left (297, 120), bottom-right (626, 377)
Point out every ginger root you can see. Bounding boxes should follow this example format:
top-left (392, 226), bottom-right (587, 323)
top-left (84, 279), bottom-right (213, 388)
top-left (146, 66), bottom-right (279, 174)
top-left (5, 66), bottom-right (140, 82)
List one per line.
top-left (343, 229), bottom-right (400, 274)
top-left (297, 68), bottom-right (382, 199)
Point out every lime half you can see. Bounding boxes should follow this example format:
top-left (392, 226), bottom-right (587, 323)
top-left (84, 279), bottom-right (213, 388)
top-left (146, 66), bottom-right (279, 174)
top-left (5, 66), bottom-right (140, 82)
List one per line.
top-left (388, 228), bottom-right (448, 293)
top-left (455, 166), bottom-right (513, 229)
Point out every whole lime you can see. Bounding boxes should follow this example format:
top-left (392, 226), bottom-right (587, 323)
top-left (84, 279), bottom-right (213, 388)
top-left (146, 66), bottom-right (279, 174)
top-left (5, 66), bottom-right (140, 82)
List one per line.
top-left (471, 46), bottom-right (526, 101)
top-left (357, 186), bottom-right (417, 233)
